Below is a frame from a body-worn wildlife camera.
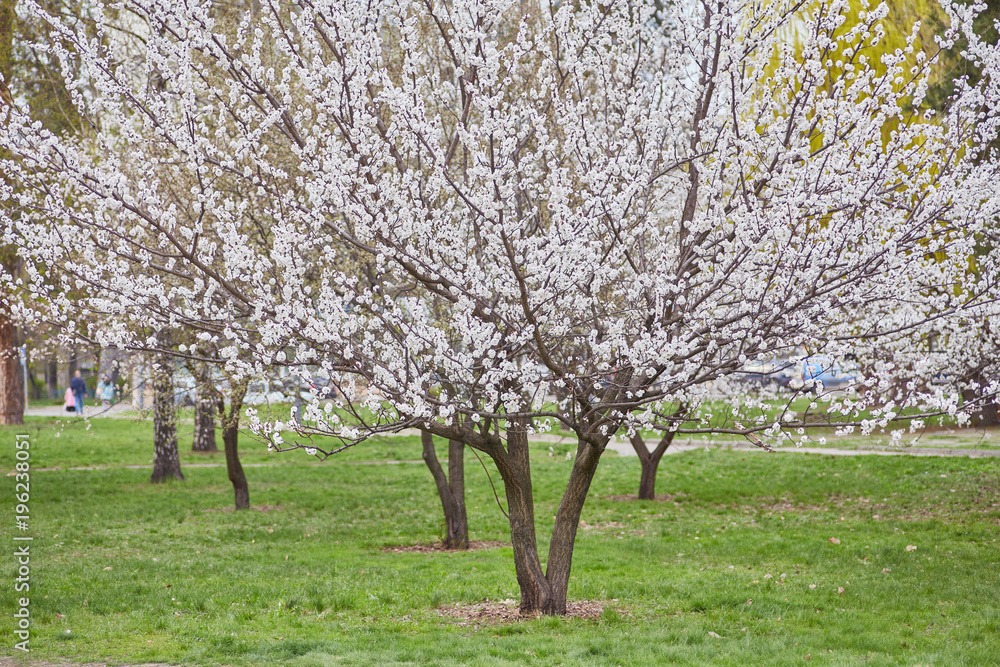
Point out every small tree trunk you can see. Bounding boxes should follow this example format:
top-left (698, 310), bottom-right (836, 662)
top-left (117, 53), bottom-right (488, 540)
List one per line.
top-left (67, 345), bottom-right (77, 391)
top-left (983, 400), bottom-right (1000, 428)
top-left (0, 312), bottom-right (24, 425)
top-left (420, 430), bottom-right (469, 549)
top-left (448, 438), bottom-right (469, 546)
top-left (27, 361), bottom-right (42, 400)
top-left (46, 359), bottom-right (58, 399)
top-left (630, 431), bottom-right (676, 500)
top-left (193, 395), bottom-right (217, 451)
top-left (222, 382), bottom-right (249, 509)
top-left (150, 351), bottom-right (183, 483)
top-left (192, 365), bottom-right (217, 452)
top-left (963, 373), bottom-right (1000, 428)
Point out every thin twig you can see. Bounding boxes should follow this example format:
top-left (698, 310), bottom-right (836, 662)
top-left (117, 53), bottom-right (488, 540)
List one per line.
top-left (469, 447), bottom-right (508, 519)
top-left (745, 433), bottom-right (774, 452)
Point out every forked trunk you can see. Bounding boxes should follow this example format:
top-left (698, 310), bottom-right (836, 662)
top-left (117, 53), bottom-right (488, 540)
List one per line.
top-left (222, 382), bottom-right (249, 509)
top-left (630, 431), bottom-right (677, 500)
top-left (420, 430), bottom-right (469, 549)
top-left (494, 418), bottom-right (605, 615)
top-left (150, 351), bottom-right (183, 483)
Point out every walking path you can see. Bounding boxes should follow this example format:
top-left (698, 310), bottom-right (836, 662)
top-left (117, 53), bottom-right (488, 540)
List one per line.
top-left (23, 405), bottom-right (1000, 460)
top-left (25, 402), bottom-right (134, 418)
top-left (532, 432), bottom-right (1000, 458)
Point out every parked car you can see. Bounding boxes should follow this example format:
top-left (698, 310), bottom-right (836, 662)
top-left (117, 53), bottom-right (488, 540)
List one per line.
top-left (734, 357), bottom-right (799, 389)
top-left (800, 355), bottom-right (858, 393)
top-left (243, 380), bottom-right (289, 406)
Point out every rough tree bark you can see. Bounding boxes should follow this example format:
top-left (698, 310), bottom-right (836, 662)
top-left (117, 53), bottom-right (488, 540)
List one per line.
top-left (420, 430), bottom-right (469, 549)
top-left (629, 431), bottom-right (678, 500)
top-left (192, 364), bottom-right (217, 452)
top-left (150, 349), bottom-right (184, 482)
top-left (0, 0), bottom-right (24, 426)
top-left (219, 380), bottom-right (249, 509)
top-left (490, 416), bottom-right (606, 615)
top-left (0, 315), bottom-right (23, 425)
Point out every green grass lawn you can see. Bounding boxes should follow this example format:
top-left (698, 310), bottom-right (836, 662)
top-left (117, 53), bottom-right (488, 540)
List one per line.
top-left (1, 417), bottom-right (999, 665)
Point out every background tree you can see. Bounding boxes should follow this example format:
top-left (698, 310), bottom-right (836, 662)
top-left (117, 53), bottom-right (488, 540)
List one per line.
top-left (421, 430), bottom-right (469, 550)
top-left (191, 360), bottom-right (218, 452)
top-left (150, 332), bottom-right (184, 483)
top-left (0, 0), bottom-right (24, 425)
top-left (219, 375), bottom-right (250, 509)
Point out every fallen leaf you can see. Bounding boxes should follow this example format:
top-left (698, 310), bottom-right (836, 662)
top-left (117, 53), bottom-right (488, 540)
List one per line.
top-left (881, 568), bottom-right (891, 573)
top-left (829, 537), bottom-right (841, 544)
top-left (707, 631), bottom-right (723, 638)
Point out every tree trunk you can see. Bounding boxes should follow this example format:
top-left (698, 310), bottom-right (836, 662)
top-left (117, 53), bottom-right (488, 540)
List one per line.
top-left (490, 415), bottom-right (611, 615)
top-left (497, 418), bottom-right (552, 613)
top-left (27, 364), bottom-right (40, 400)
top-left (982, 400), bottom-right (1000, 428)
top-left (1, 0), bottom-right (25, 425)
top-left (67, 344), bottom-right (77, 390)
top-left (542, 439), bottom-right (603, 614)
top-left (193, 395), bottom-right (217, 450)
top-left (192, 365), bottom-right (217, 452)
top-left (46, 359), bottom-right (58, 399)
top-left (630, 431), bottom-right (677, 500)
top-left (963, 373), bottom-right (1000, 428)
top-left (0, 313), bottom-right (24, 425)
top-left (150, 350), bottom-right (183, 483)
top-left (420, 430), bottom-right (469, 549)
top-left (221, 382), bottom-right (249, 509)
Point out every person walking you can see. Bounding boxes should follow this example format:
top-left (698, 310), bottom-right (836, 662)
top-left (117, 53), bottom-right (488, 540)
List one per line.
top-left (98, 374), bottom-right (115, 407)
top-left (70, 370), bottom-right (87, 416)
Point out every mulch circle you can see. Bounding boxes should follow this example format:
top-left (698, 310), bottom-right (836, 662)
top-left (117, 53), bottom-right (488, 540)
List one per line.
top-left (437, 599), bottom-right (608, 624)
top-left (381, 540), bottom-right (508, 553)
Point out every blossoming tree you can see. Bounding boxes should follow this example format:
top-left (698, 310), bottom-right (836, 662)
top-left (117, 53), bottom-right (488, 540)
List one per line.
top-left (3, 0), bottom-right (999, 613)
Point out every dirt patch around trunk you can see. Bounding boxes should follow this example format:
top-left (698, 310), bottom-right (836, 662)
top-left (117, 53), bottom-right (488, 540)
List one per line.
top-left (437, 599), bottom-right (608, 624)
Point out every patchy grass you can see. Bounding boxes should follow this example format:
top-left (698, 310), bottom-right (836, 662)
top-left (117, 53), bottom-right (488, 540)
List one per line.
top-left (0, 418), bottom-right (999, 665)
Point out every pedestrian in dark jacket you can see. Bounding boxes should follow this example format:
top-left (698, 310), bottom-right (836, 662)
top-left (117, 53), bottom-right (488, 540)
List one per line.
top-left (70, 370), bottom-right (87, 416)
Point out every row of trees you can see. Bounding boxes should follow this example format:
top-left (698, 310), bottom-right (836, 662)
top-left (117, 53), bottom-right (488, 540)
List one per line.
top-left (2, 0), bottom-right (999, 614)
